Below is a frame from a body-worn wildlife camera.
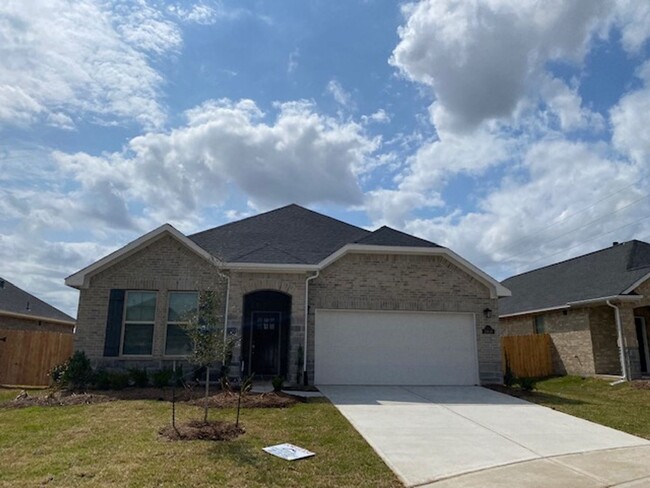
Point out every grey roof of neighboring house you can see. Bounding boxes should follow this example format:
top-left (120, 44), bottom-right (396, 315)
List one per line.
top-left (188, 204), bottom-right (442, 264)
top-left (0, 277), bottom-right (75, 323)
top-left (499, 240), bottom-right (650, 316)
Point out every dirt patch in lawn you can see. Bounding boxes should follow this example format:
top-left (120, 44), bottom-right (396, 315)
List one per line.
top-left (632, 380), bottom-right (650, 390)
top-left (186, 391), bottom-right (299, 409)
top-left (159, 420), bottom-right (244, 441)
top-left (1, 390), bottom-right (115, 409)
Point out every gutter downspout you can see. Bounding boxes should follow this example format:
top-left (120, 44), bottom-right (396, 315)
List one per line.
top-left (606, 300), bottom-right (628, 384)
top-left (304, 271), bottom-right (319, 386)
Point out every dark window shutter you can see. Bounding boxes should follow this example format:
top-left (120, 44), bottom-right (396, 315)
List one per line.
top-left (104, 289), bottom-right (125, 357)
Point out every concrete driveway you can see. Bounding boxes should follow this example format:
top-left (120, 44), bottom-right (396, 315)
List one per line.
top-left (318, 386), bottom-right (650, 487)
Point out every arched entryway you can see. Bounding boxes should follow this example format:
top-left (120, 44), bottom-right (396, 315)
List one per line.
top-left (242, 290), bottom-right (291, 378)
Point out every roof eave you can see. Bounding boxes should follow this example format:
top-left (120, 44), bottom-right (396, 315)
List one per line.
top-left (499, 294), bottom-right (644, 318)
top-left (0, 309), bottom-right (76, 326)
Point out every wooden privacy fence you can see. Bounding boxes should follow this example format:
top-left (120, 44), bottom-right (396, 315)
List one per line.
top-left (502, 333), bottom-right (553, 378)
top-left (0, 328), bottom-right (74, 386)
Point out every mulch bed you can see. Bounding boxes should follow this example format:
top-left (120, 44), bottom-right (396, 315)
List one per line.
top-left (2, 390), bottom-right (115, 409)
top-left (159, 420), bottom-right (244, 441)
top-left (1, 388), bottom-right (299, 409)
top-left (186, 391), bottom-right (299, 408)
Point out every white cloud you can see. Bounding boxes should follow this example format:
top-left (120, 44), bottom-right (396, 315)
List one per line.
top-left (326, 80), bottom-right (355, 109)
top-left (390, 0), bottom-right (611, 134)
top-left (0, 0), bottom-right (179, 130)
top-left (403, 139), bottom-right (648, 278)
top-left (43, 99), bottom-right (381, 229)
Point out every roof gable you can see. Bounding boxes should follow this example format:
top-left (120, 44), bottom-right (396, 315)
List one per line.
top-left (65, 224), bottom-right (220, 289)
top-left (500, 240), bottom-right (650, 316)
top-left (0, 277), bottom-right (75, 323)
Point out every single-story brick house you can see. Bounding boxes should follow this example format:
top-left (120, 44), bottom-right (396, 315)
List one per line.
top-left (500, 240), bottom-right (650, 380)
top-left (0, 277), bottom-right (75, 333)
top-left (66, 204), bottom-right (510, 386)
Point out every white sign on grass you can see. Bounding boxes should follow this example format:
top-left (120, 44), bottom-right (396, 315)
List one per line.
top-left (263, 443), bottom-right (315, 461)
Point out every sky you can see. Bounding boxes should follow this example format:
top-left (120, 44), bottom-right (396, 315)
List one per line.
top-left (1, 0), bottom-right (650, 317)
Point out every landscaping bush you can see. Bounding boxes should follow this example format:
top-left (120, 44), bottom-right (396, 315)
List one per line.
top-left (518, 377), bottom-right (537, 391)
top-left (107, 371), bottom-right (130, 390)
top-left (128, 367), bottom-right (149, 387)
top-left (503, 354), bottom-right (516, 388)
top-left (93, 369), bottom-right (111, 390)
top-left (49, 351), bottom-right (94, 391)
top-left (272, 375), bottom-right (284, 392)
top-left (152, 368), bottom-right (173, 388)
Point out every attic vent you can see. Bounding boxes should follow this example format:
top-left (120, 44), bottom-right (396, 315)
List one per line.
top-left (613, 242), bottom-right (620, 246)
top-left (0, 279), bottom-right (4, 288)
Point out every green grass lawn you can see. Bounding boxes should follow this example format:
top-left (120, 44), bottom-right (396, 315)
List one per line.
top-left (508, 376), bottom-right (650, 439)
top-left (0, 390), bottom-right (401, 488)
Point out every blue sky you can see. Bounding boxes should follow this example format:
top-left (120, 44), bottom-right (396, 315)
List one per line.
top-left (1, 0), bottom-right (650, 316)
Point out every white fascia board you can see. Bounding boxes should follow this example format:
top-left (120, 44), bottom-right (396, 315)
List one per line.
top-left (317, 244), bottom-right (511, 299)
top-left (499, 305), bottom-right (570, 318)
top-left (0, 310), bottom-right (75, 326)
top-left (500, 294), bottom-right (645, 318)
top-left (566, 295), bottom-right (644, 306)
top-left (621, 272), bottom-right (650, 294)
top-left (65, 224), bottom-right (222, 289)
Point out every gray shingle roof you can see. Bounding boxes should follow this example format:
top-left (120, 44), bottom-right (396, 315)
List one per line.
top-left (188, 204), bottom-right (441, 264)
top-left (355, 226), bottom-right (442, 248)
top-left (0, 277), bottom-right (75, 323)
top-left (499, 240), bottom-right (650, 316)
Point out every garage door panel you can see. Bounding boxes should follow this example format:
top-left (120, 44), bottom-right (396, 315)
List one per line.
top-left (315, 310), bottom-right (478, 385)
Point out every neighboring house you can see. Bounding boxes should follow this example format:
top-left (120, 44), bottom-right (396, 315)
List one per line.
top-left (0, 277), bottom-right (75, 333)
top-left (500, 240), bottom-right (650, 380)
top-left (66, 204), bottom-right (510, 386)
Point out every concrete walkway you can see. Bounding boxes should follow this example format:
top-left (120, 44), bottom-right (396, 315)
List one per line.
top-left (318, 386), bottom-right (650, 487)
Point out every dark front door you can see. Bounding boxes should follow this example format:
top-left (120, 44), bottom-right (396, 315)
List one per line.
top-left (251, 311), bottom-right (282, 375)
top-left (243, 290), bottom-right (291, 378)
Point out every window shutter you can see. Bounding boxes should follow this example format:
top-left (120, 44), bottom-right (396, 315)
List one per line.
top-left (104, 289), bottom-right (125, 357)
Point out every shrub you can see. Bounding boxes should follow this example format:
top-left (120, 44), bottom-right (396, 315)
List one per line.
top-left (503, 354), bottom-right (516, 388)
top-left (518, 377), bottom-right (537, 391)
top-left (93, 369), bottom-right (111, 390)
top-left (272, 375), bottom-right (284, 392)
top-left (49, 351), bottom-right (93, 391)
top-left (152, 368), bottom-right (173, 388)
top-left (128, 367), bottom-right (149, 387)
top-left (107, 371), bottom-right (130, 390)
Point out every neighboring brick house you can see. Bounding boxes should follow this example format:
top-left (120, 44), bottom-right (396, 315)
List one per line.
top-left (66, 204), bottom-right (510, 386)
top-left (500, 240), bottom-right (650, 379)
top-left (0, 277), bottom-right (75, 333)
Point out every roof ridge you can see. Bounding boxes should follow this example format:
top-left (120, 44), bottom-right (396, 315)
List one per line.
top-left (189, 203), bottom-right (368, 238)
top-left (502, 240), bottom-right (635, 282)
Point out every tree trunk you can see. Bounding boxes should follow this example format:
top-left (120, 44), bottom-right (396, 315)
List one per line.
top-left (204, 366), bottom-right (210, 423)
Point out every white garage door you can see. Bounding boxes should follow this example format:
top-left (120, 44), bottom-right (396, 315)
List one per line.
top-left (314, 310), bottom-right (479, 385)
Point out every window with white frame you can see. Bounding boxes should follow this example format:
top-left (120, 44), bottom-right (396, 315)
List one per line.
top-left (165, 291), bottom-right (198, 355)
top-left (122, 291), bottom-right (157, 355)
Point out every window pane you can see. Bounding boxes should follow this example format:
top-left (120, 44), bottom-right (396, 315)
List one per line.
top-left (125, 292), bottom-right (157, 322)
top-left (168, 292), bottom-right (198, 322)
top-left (165, 324), bottom-right (192, 355)
top-left (123, 323), bottom-right (154, 355)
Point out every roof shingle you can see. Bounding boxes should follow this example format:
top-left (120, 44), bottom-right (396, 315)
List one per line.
top-left (0, 277), bottom-right (75, 323)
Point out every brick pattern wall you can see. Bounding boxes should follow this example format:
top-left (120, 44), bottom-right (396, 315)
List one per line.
top-left (588, 306), bottom-right (622, 375)
top-left (74, 235), bottom-right (226, 369)
top-left (0, 315), bottom-right (74, 334)
top-left (501, 309), bottom-right (595, 375)
top-left (309, 253), bottom-right (501, 384)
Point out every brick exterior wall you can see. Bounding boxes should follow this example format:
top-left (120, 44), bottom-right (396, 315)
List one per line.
top-left (0, 315), bottom-right (74, 334)
top-left (309, 253), bottom-right (501, 384)
top-left (74, 235), bottom-right (226, 370)
top-left (589, 306), bottom-right (621, 375)
top-left (501, 309), bottom-right (595, 375)
top-left (74, 235), bottom-right (501, 384)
